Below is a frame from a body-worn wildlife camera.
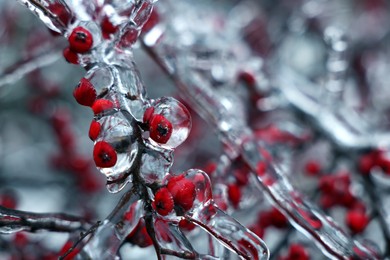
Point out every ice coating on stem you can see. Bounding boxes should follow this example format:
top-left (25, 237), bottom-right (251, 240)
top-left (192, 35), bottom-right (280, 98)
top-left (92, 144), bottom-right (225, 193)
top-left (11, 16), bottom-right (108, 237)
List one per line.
top-left (188, 206), bottom-right (269, 260)
top-left (15, 0), bottom-right (73, 34)
top-left (81, 192), bottom-right (142, 259)
top-left (152, 216), bottom-right (197, 258)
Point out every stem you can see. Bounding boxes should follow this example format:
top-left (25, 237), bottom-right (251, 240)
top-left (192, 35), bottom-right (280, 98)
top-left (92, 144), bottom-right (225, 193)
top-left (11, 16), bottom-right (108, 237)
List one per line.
top-left (0, 206), bottom-right (90, 233)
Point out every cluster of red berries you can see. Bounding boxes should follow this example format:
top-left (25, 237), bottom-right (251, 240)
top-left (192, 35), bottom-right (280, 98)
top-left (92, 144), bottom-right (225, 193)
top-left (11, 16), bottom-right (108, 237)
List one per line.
top-left (63, 9), bottom-right (160, 64)
top-left (303, 159), bottom-right (371, 235)
top-left (152, 174), bottom-right (196, 216)
top-left (250, 207), bottom-right (288, 238)
top-left (73, 77), bottom-right (116, 114)
top-left (359, 149), bottom-right (390, 176)
top-left (72, 77), bottom-right (119, 168)
top-left (317, 171), bottom-right (369, 234)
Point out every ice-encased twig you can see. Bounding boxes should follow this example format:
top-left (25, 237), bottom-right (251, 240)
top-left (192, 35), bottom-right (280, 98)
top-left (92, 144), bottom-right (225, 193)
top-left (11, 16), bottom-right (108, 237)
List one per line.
top-left (80, 189), bottom-right (142, 259)
top-left (0, 49), bottom-right (60, 89)
top-left (0, 205), bottom-right (90, 234)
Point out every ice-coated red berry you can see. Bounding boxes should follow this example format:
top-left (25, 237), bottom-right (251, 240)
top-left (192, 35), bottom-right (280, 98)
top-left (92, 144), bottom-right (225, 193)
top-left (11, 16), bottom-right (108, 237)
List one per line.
top-left (167, 175), bottom-right (196, 212)
top-left (227, 184), bottom-right (241, 208)
top-left (89, 120), bottom-right (101, 141)
top-left (305, 160), bottom-right (321, 176)
top-left (92, 99), bottom-right (114, 115)
top-left (143, 107), bottom-right (155, 123)
top-left (142, 9), bottom-right (159, 33)
top-left (63, 47), bottom-right (78, 64)
top-left (287, 244), bottom-right (310, 260)
top-left (73, 78), bottom-right (96, 107)
top-left (238, 71), bottom-right (256, 87)
top-left (101, 16), bottom-right (118, 39)
top-left (179, 219), bottom-right (196, 232)
top-left (256, 161), bottom-right (267, 176)
top-left (346, 210), bottom-right (369, 234)
top-left (152, 188), bottom-right (174, 216)
top-left (269, 208), bottom-right (288, 228)
top-left (93, 141), bottom-right (117, 168)
top-left (149, 114), bottom-right (173, 144)
top-left (68, 26), bottom-right (93, 53)
top-left (126, 219), bottom-right (153, 248)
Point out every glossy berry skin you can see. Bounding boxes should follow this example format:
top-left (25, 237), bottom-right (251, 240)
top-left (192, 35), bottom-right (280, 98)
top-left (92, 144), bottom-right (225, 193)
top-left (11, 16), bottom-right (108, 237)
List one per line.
top-left (346, 210), bottom-right (369, 234)
top-left (142, 9), bottom-right (159, 33)
top-left (227, 184), bottom-right (241, 208)
top-left (287, 244), bottom-right (310, 260)
top-left (91, 99), bottom-right (114, 115)
top-left (101, 16), bottom-right (118, 39)
top-left (143, 107), bottom-right (155, 123)
top-left (73, 78), bottom-right (96, 107)
top-left (304, 160), bottom-right (321, 176)
top-left (63, 47), bottom-right (78, 64)
top-left (89, 120), bottom-right (101, 141)
top-left (167, 175), bottom-right (196, 212)
top-left (149, 114), bottom-right (173, 144)
top-left (152, 188), bottom-right (174, 216)
top-left (126, 219), bottom-right (153, 248)
top-left (93, 141), bottom-right (117, 168)
top-left (68, 26), bottom-right (93, 53)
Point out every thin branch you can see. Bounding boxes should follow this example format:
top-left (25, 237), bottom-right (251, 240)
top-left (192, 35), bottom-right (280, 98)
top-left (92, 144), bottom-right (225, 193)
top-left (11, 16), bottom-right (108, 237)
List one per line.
top-left (0, 206), bottom-right (90, 233)
top-left (59, 220), bottom-right (102, 260)
top-left (0, 50), bottom-right (61, 89)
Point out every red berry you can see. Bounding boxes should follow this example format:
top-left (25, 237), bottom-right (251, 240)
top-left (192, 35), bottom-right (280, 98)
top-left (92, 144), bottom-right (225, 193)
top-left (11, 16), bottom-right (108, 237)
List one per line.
top-left (346, 210), bottom-right (369, 234)
top-left (142, 9), bottom-right (159, 33)
top-left (304, 160), bottom-right (321, 176)
top-left (73, 78), bottom-right (96, 107)
top-left (227, 184), bottom-right (241, 208)
top-left (63, 47), bottom-right (78, 64)
top-left (288, 244), bottom-right (309, 260)
top-left (149, 114), bottom-right (173, 144)
top-left (89, 120), bottom-right (101, 141)
top-left (359, 154), bottom-right (375, 175)
top-left (256, 161), bottom-right (267, 176)
top-left (126, 219), bottom-right (153, 248)
top-left (14, 232), bottom-right (28, 248)
top-left (143, 107), bottom-right (155, 123)
top-left (68, 26), bottom-right (93, 53)
top-left (167, 175), bottom-right (196, 212)
top-left (91, 99), bottom-right (114, 115)
top-left (0, 191), bottom-right (18, 209)
top-left (179, 219), bottom-right (196, 232)
top-left (249, 224), bottom-right (264, 238)
top-left (93, 141), bottom-right (117, 168)
top-left (152, 188), bottom-right (174, 216)
top-left (238, 71), bottom-right (256, 87)
top-left (376, 154), bottom-right (390, 174)
top-left (269, 208), bottom-right (288, 228)
top-left (101, 16), bottom-right (118, 39)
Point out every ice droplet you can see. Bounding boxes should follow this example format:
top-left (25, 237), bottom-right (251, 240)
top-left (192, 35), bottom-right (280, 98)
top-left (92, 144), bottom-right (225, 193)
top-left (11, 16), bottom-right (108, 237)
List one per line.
top-left (140, 146), bottom-right (173, 184)
top-left (85, 64), bottom-right (114, 97)
top-left (94, 111), bottom-right (139, 183)
top-left (148, 97), bottom-right (192, 149)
